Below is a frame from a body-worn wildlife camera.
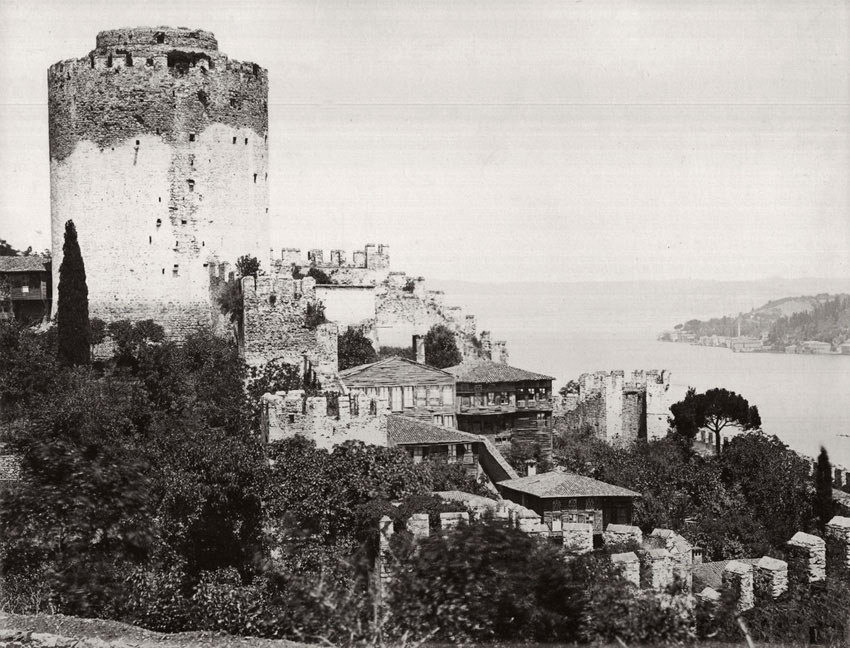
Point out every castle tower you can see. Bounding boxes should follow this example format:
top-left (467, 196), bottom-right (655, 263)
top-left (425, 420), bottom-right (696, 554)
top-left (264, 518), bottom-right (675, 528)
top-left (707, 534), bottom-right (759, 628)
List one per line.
top-left (48, 27), bottom-right (269, 336)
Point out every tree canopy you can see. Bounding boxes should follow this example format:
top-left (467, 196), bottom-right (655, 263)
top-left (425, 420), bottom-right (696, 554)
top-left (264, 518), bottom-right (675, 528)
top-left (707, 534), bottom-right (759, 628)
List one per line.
top-left (669, 387), bottom-right (761, 455)
top-left (235, 254), bottom-right (261, 278)
top-left (423, 324), bottom-right (462, 368)
top-left (814, 446), bottom-right (835, 531)
top-left (338, 326), bottom-right (378, 370)
top-left (56, 220), bottom-right (90, 366)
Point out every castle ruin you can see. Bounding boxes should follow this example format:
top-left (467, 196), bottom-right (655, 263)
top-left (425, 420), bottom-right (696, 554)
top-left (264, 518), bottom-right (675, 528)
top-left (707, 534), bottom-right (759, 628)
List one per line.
top-left (561, 370), bottom-right (671, 445)
top-left (49, 28), bottom-right (269, 337)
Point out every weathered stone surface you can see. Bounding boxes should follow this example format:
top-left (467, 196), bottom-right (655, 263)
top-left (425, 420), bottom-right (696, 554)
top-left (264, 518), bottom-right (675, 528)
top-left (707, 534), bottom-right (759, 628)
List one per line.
top-left (825, 515), bottom-right (850, 580)
top-left (439, 511), bottom-right (469, 530)
top-left (697, 586), bottom-right (721, 602)
top-left (723, 560), bottom-right (754, 611)
top-left (787, 531), bottom-right (827, 587)
top-left (611, 551), bottom-right (640, 587)
top-left (407, 513), bottom-right (430, 539)
top-left (640, 548), bottom-right (673, 591)
top-left (49, 28), bottom-right (269, 338)
top-left (243, 276), bottom-right (338, 380)
top-left (562, 522), bottom-right (594, 555)
top-left (603, 523), bottom-right (643, 547)
top-left (754, 556), bottom-right (788, 600)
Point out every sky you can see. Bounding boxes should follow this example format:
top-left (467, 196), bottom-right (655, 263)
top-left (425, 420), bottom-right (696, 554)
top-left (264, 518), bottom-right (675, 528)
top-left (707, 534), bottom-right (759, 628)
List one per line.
top-left (0, 0), bottom-right (848, 283)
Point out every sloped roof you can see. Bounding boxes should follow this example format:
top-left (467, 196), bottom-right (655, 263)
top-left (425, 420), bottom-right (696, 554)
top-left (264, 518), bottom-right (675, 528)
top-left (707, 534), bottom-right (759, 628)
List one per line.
top-left (444, 360), bottom-right (554, 383)
top-left (693, 558), bottom-right (760, 591)
top-left (387, 415), bottom-right (482, 446)
top-left (0, 256), bottom-right (49, 273)
top-left (339, 356), bottom-right (454, 387)
top-left (650, 528), bottom-right (694, 556)
top-left (498, 470), bottom-right (640, 499)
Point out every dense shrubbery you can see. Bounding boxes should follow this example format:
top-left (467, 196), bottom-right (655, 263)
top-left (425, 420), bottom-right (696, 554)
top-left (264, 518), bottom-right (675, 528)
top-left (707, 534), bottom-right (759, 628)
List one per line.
top-left (2, 318), bottom-right (846, 644)
top-left (554, 421), bottom-right (816, 560)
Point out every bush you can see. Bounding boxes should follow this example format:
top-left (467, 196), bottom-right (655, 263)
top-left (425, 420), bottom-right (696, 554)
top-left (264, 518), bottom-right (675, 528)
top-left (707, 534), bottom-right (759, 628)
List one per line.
top-left (386, 520), bottom-right (589, 642)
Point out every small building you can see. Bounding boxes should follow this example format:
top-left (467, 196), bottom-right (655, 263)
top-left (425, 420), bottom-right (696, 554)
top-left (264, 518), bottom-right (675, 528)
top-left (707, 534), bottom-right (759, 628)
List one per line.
top-left (445, 360), bottom-right (555, 453)
top-left (496, 470), bottom-right (640, 531)
top-left (387, 415), bottom-right (482, 477)
top-left (801, 340), bottom-right (832, 354)
top-left (729, 336), bottom-right (763, 353)
top-left (839, 343), bottom-right (850, 355)
top-left (339, 356), bottom-right (457, 428)
top-left (0, 256), bottom-right (52, 325)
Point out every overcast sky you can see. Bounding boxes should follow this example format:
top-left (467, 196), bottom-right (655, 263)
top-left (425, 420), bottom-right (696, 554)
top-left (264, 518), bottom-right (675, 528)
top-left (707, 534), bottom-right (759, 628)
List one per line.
top-left (1, 0), bottom-right (848, 282)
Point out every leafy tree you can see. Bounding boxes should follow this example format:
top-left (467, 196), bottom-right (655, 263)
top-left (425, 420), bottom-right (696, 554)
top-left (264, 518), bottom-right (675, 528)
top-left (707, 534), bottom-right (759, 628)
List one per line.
top-left (0, 239), bottom-right (19, 256)
top-left (669, 387), bottom-right (761, 455)
top-left (235, 254), bottom-right (260, 278)
top-left (89, 317), bottom-right (106, 360)
top-left (306, 267), bottom-right (331, 284)
top-left (402, 277), bottom-right (416, 292)
top-left (377, 345), bottom-right (416, 361)
top-left (304, 301), bottom-right (327, 329)
top-left (216, 278), bottom-right (243, 329)
top-left (0, 322), bottom-right (58, 416)
top-left (56, 220), bottom-right (90, 366)
top-left (338, 326), bottom-right (377, 370)
top-left (423, 324), bottom-right (462, 368)
top-left (503, 440), bottom-right (553, 474)
top-left (814, 446), bottom-right (835, 531)
top-left (107, 319), bottom-right (165, 369)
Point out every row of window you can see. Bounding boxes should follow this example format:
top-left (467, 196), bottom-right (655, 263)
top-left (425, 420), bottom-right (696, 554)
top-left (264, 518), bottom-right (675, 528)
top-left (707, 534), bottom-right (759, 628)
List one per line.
top-left (355, 385), bottom-right (455, 412)
top-left (461, 388), bottom-right (550, 408)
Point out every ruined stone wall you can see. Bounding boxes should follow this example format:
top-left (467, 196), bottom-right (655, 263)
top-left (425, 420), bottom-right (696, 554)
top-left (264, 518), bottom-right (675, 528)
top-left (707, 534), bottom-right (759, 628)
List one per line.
top-left (566, 370), bottom-right (671, 444)
top-left (262, 390), bottom-right (387, 448)
top-left (314, 285), bottom-right (377, 330)
top-left (270, 244), bottom-right (391, 286)
top-left (49, 27), bottom-right (268, 337)
top-left (242, 276), bottom-right (338, 382)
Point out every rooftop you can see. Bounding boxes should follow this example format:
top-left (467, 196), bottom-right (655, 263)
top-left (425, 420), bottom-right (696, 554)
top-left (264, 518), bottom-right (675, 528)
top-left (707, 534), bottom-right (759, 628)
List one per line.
top-left (498, 470), bottom-right (640, 499)
top-left (387, 415), bottom-right (483, 446)
top-left (445, 360), bottom-right (555, 383)
top-left (339, 356), bottom-right (454, 388)
top-left (0, 256), bottom-right (50, 273)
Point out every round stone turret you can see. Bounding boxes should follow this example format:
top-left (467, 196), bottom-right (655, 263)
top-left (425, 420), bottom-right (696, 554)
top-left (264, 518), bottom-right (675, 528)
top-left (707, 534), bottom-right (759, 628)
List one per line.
top-left (48, 27), bottom-right (269, 337)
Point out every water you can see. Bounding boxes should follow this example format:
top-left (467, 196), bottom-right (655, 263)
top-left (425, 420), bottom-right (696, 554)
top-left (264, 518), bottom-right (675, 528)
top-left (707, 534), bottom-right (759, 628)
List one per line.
top-left (431, 280), bottom-right (850, 466)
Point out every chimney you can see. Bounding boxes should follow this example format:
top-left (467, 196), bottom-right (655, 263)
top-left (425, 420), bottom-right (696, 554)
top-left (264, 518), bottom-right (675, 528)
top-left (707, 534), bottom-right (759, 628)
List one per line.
top-left (525, 459), bottom-right (537, 476)
top-left (413, 335), bottom-right (425, 364)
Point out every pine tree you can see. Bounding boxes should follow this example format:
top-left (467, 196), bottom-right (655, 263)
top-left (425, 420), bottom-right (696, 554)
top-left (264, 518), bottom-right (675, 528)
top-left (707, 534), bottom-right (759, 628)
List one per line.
top-left (814, 446), bottom-right (834, 531)
top-left (57, 220), bottom-right (90, 366)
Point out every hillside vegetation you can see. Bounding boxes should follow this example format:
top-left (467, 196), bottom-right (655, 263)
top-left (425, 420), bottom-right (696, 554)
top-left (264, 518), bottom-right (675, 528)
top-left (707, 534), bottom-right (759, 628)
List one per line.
top-left (670, 293), bottom-right (850, 348)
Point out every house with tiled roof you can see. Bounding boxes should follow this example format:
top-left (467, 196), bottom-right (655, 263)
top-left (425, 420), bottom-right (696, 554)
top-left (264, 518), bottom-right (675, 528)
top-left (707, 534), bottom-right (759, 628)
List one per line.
top-left (339, 356), bottom-right (458, 428)
top-left (445, 359), bottom-right (555, 457)
top-left (387, 415), bottom-right (483, 477)
top-left (0, 255), bottom-right (51, 324)
top-left (496, 469), bottom-right (640, 531)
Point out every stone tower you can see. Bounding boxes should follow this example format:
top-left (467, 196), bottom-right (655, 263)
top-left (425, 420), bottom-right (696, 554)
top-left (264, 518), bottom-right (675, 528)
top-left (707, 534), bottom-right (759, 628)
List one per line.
top-left (48, 27), bottom-right (269, 336)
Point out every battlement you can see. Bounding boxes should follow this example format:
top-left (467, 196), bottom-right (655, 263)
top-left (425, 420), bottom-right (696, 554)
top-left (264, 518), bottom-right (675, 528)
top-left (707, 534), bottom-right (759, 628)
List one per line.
top-left (241, 275), bottom-right (317, 304)
top-left (95, 27), bottom-right (219, 53)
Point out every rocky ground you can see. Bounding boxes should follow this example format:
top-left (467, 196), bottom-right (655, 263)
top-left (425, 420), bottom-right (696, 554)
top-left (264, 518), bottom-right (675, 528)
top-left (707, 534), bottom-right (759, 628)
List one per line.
top-left (0, 614), bottom-right (305, 648)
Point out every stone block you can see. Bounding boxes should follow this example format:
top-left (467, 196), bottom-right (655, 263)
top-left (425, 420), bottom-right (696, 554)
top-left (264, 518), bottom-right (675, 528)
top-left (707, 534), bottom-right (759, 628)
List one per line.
top-left (825, 516), bottom-right (850, 580)
top-left (603, 523), bottom-right (643, 548)
top-left (697, 586), bottom-right (721, 602)
top-left (406, 513), bottom-right (430, 540)
top-left (641, 548), bottom-right (673, 591)
top-left (754, 556), bottom-right (788, 600)
top-left (611, 551), bottom-right (640, 587)
top-left (440, 511), bottom-right (469, 531)
top-left (787, 531), bottom-right (826, 587)
top-left (723, 560), bottom-right (754, 611)
top-left (562, 522), bottom-right (594, 555)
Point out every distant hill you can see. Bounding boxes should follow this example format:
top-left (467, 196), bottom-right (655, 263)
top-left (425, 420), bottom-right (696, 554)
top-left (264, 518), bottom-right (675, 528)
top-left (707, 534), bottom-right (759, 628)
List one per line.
top-left (663, 293), bottom-right (850, 349)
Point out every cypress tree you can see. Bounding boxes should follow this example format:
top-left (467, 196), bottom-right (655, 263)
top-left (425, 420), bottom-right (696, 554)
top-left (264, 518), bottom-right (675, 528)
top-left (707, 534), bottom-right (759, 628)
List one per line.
top-left (814, 446), bottom-right (834, 531)
top-left (57, 219), bottom-right (90, 366)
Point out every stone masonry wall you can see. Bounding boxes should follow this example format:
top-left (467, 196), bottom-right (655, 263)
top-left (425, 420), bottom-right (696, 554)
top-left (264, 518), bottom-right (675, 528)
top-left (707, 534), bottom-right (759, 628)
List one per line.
top-left (49, 27), bottom-right (269, 338)
top-left (563, 370), bottom-right (671, 445)
top-left (242, 276), bottom-right (338, 382)
top-left (262, 390), bottom-right (388, 448)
